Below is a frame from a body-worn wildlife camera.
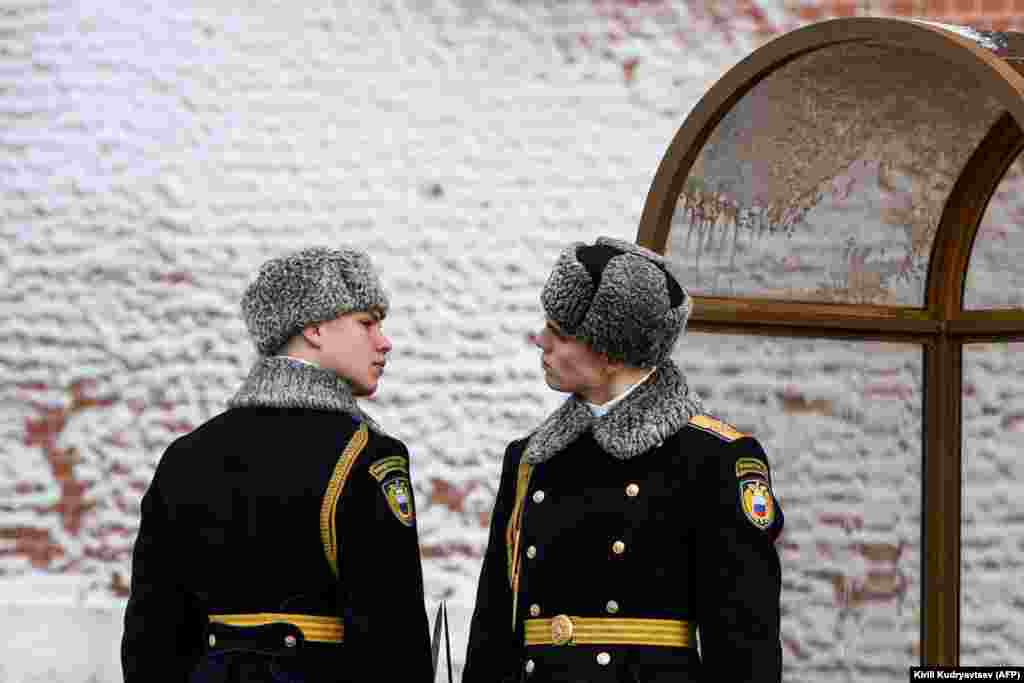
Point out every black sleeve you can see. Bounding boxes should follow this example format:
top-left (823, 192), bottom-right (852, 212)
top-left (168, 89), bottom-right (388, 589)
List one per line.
top-left (462, 440), bottom-right (525, 683)
top-left (338, 439), bottom-right (434, 683)
top-left (694, 437), bottom-right (784, 683)
top-left (121, 452), bottom-right (205, 682)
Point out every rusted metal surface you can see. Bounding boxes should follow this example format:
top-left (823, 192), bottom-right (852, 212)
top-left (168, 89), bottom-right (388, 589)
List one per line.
top-left (921, 337), bottom-right (963, 664)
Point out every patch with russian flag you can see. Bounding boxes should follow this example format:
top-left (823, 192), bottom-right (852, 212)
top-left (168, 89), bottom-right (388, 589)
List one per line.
top-left (739, 477), bottom-right (775, 530)
top-left (369, 455), bottom-right (416, 527)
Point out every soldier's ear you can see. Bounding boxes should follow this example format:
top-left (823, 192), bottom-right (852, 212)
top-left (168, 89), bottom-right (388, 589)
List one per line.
top-left (300, 324), bottom-right (324, 349)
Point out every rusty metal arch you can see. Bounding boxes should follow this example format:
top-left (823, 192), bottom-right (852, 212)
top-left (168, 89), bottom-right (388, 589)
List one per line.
top-left (635, 17), bottom-right (1024, 666)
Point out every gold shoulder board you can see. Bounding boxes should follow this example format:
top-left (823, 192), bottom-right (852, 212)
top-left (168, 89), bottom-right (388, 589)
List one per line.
top-left (320, 423), bottom-right (370, 578)
top-left (687, 414), bottom-right (746, 442)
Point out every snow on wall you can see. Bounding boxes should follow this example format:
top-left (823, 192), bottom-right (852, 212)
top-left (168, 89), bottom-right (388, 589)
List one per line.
top-left (1, 1), bottom-right (1021, 681)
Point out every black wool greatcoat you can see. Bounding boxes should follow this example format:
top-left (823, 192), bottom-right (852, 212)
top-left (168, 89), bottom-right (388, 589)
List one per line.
top-left (463, 361), bottom-right (784, 683)
top-left (121, 357), bottom-right (434, 683)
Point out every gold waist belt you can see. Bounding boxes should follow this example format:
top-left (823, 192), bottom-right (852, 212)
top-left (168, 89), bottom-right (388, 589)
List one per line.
top-left (524, 615), bottom-right (694, 648)
top-left (209, 613), bottom-right (344, 643)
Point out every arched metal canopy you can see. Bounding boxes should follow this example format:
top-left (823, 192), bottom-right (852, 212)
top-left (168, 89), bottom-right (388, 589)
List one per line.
top-left (639, 17), bottom-right (1024, 340)
top-left (636, 18), bottom-right (1024, 666)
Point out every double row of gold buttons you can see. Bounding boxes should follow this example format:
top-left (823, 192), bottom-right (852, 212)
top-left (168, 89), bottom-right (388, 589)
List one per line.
top-left (523, 481), bottom-right (641, 675)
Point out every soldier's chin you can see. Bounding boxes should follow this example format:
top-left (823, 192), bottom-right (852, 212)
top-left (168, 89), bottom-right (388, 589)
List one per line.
top-left (352, 377), bottom-right (377, 398)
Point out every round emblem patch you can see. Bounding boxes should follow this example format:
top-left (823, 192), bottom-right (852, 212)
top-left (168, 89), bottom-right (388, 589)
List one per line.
top-left (739, 478), bottom-right (775, 530)
top-left (383, 476), bottom-right (415, 527)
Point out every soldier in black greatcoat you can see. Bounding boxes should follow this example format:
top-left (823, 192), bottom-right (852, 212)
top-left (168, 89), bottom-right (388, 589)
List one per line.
top-left (463, 237), bottom-right (784, 683)
top-left (121, 247), bottom-right (434, 683)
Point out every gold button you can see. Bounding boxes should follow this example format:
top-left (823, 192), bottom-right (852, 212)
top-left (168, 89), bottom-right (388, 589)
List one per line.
top-left (526, 545), bottom-right (537, 559)
top-left (284, 634), bottom-right (297, 648)
top-left (596, 651), bottom-right (611, 666)
top-left (532, 490), bottom-right (545, 503)
top-left (612, 540), bottom-right (625, 555)
top-left (208, 634), bottom-right (216, 647)
top-left (550, 614), bottom-right (574, 646)
top-left (626, 483), bottom-right (639, 497)
top-left (605, 600), bottom-right (619, 614)
top-left (529, 603), bottom-right (541, 616)
top-left (525, 659), bottom-right (535, 674)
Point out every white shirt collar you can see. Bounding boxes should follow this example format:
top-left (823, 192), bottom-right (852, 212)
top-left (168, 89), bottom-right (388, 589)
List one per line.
top-left (273, 355), bottom-right (321, 369)
top-left (585, 366), bottom-right (657, 417)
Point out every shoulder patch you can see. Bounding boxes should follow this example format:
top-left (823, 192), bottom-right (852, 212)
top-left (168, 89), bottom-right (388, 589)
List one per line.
top-left (687, 414), bottom-right (746, 442)
top-left (739, 478), bottom-right (776, 530)
top-left (381, 476), bottom-right (415, 527)
top-left (369, 455), bottom-right (414, 527)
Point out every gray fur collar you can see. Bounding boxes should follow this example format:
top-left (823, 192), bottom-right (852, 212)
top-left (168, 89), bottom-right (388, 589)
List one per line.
top-left (523, 359), bottom-right (702, 464)
top-left (228, 356), bottom-right (384, 434)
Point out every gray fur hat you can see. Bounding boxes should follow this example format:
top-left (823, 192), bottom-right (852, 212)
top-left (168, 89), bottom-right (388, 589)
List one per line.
top-left (240, 246), bottom-right (390, 356)
top-left (541, 236), bottom-right (691, 368)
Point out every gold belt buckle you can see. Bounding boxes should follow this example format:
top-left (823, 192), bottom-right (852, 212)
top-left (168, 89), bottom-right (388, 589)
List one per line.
top-left (550, 614), bottom-right (575, 646)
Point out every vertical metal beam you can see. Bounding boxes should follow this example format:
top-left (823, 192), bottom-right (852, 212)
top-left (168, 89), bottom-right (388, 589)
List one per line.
top-left (922, 113), bottom-right (1024, 665)
top-left (920, 337), bottom-right (962, 665)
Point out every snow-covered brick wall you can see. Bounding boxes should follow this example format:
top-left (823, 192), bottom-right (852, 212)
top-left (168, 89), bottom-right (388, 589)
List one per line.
top-left (2, 2), bottom-right (1021, 682)
top-left (785, 0), bottom-right (1024, 31)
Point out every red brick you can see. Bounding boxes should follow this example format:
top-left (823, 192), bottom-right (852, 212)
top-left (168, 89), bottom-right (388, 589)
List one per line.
top-left (980, 0), bottom-right (1009, 11)
top-left (6, 527), bottom-right (65, 568)
top-left (798, 5), bottom-right (826, 20)
top-left (830, 1), bottom-right (860, 17)
top-left (960, 14), bottom-right (998, 28)
top-left (55, 482), bottom-right (94, 535)
top-left (832, 570), bottom-right (909, 607)
top-left (783, 637), bottom-right (807, 660)
top-left (420, 543), bottom-right (481, 560)
top-left (428, 477), bottom-right (480, 514)
top-left (942, 13), bottom-right (978, 26)
top-left (24, 408), bottom-right (66, 448)
top-left (621, 57), bottom-right (639, 84)
top-left (0, 527), bottom-right (44, 541)
top-left (953, 0), bottom-right (978, 11)
top-left (819, 513), bottom-right (865, 532)
top-left (887, 0), bottom-right (918, 16)
top-left (857, 541), bottom-right (905, 563)
top-left (49, 447), bottom-right (76, 481)
top-left (738, 0), bottom-right (775, 32)
top-left (111, 572), bottom-right (131, 597)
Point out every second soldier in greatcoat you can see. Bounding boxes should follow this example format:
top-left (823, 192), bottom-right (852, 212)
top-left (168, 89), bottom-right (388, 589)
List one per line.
top-left (463, 237), bottom-right (784, 683)
top-left (121, 247), bottom-right (434, 682)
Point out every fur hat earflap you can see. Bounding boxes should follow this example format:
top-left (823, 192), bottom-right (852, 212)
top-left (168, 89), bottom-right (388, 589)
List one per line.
top-left (540, 236), bottom-right (690, 367)
top-left (240, 246), bottom-right (390, 356)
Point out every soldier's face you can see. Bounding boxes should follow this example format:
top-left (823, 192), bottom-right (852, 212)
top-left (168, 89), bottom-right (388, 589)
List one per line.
top-left (533, 319), bottom-right (611, 398)
top-left (307, 310), bottom-right (392, 397)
